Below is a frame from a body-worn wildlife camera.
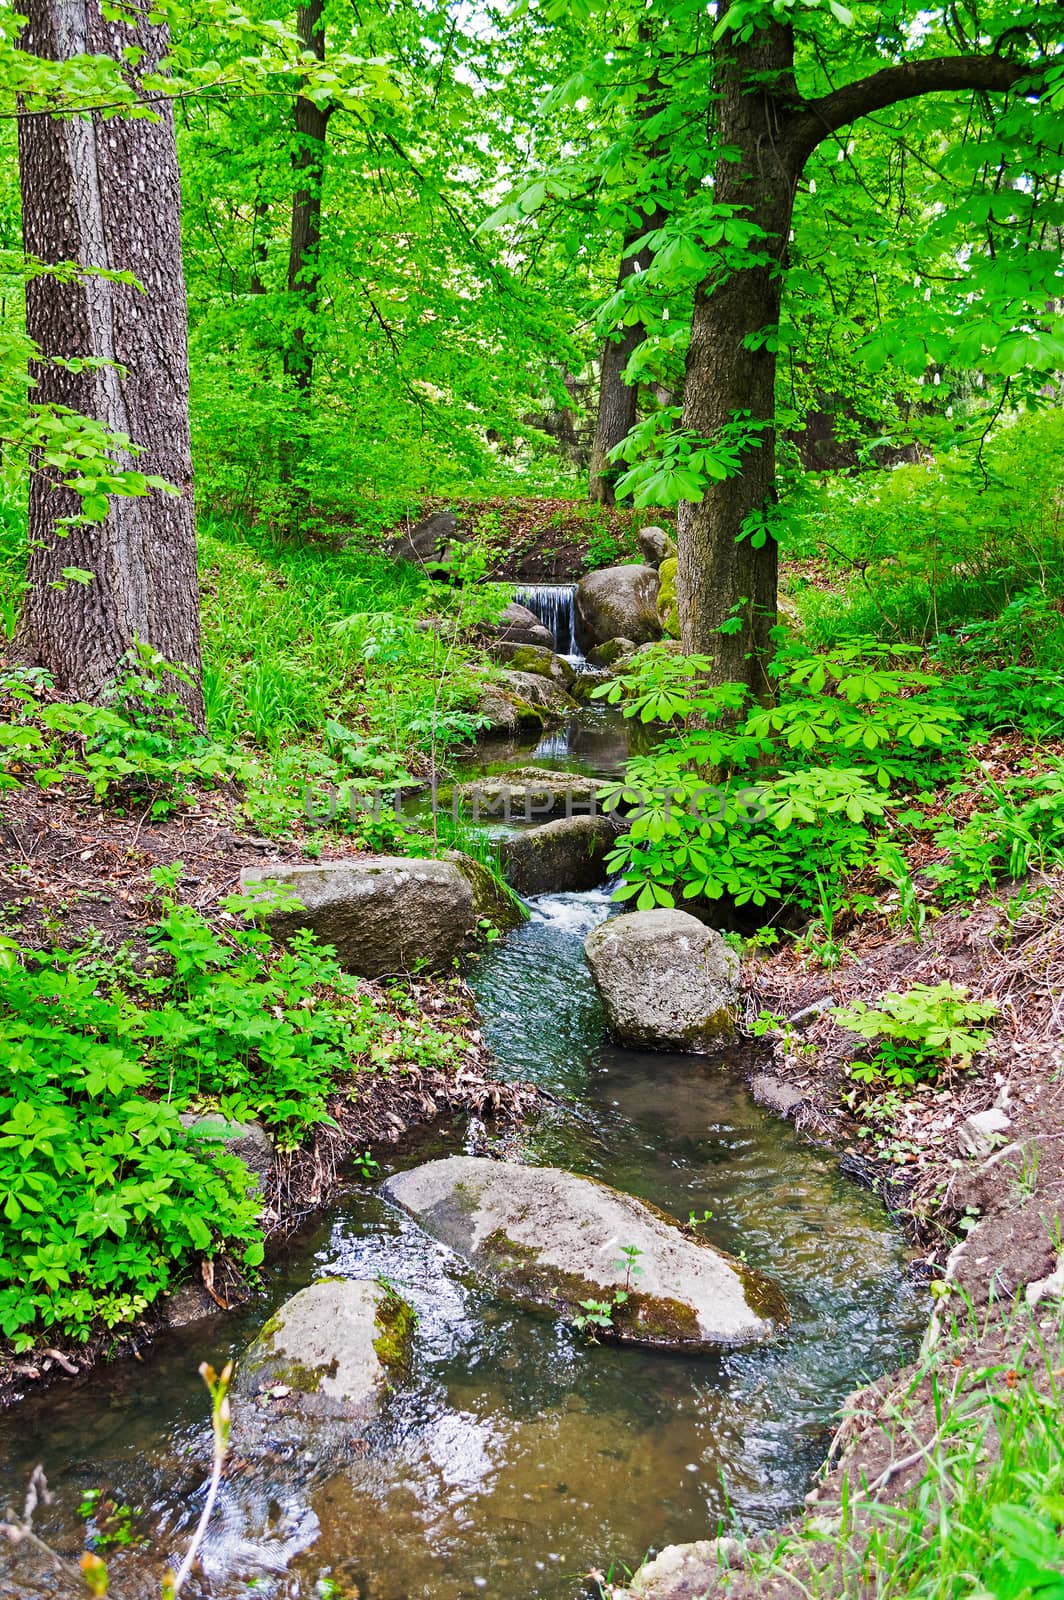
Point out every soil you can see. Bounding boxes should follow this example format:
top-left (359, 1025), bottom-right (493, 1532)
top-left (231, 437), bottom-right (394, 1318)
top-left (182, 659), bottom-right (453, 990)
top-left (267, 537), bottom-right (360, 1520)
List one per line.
top-left (382, 496), bottom-right (675, 582)
top-left (0, 775), bottom-right (537, 1404)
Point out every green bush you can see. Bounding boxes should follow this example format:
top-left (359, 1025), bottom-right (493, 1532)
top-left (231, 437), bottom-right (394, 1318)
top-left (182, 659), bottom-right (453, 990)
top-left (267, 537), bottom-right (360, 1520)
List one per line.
top-left (831, 981), bottom-right (997, 1089)
top-left (0, 877), bottom-right (471, 1348)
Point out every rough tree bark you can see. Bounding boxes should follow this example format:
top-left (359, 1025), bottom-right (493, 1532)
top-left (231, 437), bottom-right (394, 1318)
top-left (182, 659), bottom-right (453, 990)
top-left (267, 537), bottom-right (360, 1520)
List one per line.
top-left (676, 14), bottom-right (1036, 696)
top-left (17, 0), bottom-right (203, 722)
top-left (285, 0), bottom-right (330, 390)
top-left (588, 208), bottom-right (667, 505)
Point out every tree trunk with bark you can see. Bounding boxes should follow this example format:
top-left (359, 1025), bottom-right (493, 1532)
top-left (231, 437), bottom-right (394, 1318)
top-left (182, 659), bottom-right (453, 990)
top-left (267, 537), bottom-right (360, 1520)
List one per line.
top-left (16, 0), bottom-right (202, 723)
top-left (675, 26), bottom-right (799, 699)
top-left (588, 212), bottom-right (665, 505)
top-left (675, 14), bottom-right (1034, 698)
top-left (285, 0), bottom-right (329, 391)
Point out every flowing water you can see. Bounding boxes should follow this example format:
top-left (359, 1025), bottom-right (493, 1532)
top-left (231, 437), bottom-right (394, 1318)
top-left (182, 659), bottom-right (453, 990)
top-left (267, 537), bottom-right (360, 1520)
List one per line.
top-left (513, 585), bottom-right (584, 666)
top-left (0, 710), bottom-right (927, 1600)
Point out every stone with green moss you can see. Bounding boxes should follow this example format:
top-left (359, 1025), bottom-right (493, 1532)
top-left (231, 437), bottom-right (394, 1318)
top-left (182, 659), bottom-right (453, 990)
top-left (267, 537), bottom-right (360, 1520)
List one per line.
top-left (234, 1278), bottom-right (415, 1425)
top-left (383, 1156), bottom-right (787, 1351)
top-left (656, 556), bottom-right (680, 639)
top-left (584, 908), bottom-right (739, 1052)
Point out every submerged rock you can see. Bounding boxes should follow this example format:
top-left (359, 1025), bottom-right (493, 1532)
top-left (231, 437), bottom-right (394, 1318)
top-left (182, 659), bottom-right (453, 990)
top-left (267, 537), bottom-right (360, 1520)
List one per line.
top-left (576, 564), bottom-right (662, 647)
top-left (234, 1278), bottom-right (414, 1424)
top-left (382, 1156), bottom-right (787, 1350)
top-left (501, 814), bottom-right (618, 895)
top-left (240, 852), bottom-right (521, 978)
top-left (584, 909), bottom-right (740, 1051)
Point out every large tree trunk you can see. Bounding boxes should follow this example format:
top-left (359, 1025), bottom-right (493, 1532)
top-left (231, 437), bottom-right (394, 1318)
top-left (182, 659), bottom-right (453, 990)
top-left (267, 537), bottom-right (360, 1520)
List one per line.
top-left (676, 24), bottom-right (800, 699)
top-left (16, 0), bottom-right (202, 723)
top-left (588, 214), bottom-right (664, 505)
top-left (285, 0), bottom-right (329, 391)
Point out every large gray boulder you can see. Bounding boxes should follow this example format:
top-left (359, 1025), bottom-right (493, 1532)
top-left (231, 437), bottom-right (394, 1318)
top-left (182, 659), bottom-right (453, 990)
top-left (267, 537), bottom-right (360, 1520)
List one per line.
top-left (584, 909), bottom-right (740, 1051)
top-left (383, 1157), bottom-right (786, 1350)
top-left (635, 525), bottom-right (674, 567)
top-left (240, 853), bottom-right (522, 977)
top-left (458, 765), bottom-right (604, 824)
top-left (495, 601), bottom-right (554, 650)
top-left (576, 564), bottom-right (662, 648)
top-left (501, 814), bottom-right (619, 895)
top-left (234, 1278), bottom-right (414, 1424)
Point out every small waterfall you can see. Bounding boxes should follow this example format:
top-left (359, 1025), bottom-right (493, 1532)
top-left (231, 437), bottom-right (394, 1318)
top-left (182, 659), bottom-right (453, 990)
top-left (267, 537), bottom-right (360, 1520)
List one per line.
top-left (514, 583), bottom-right (584, 664)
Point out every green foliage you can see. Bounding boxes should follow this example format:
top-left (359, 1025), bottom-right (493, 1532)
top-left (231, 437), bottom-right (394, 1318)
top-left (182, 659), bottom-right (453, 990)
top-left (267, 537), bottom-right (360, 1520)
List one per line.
top-left (0, 646), bottom-right (251, 814)
top-left (928, 764), bottom-right (1064, 905)
top-left (832, 982), bottom-right (997, 1089)
top-left (0, 878), bottom-right (470, 1347)
top-left (595, 638), bottom-right (963, 918)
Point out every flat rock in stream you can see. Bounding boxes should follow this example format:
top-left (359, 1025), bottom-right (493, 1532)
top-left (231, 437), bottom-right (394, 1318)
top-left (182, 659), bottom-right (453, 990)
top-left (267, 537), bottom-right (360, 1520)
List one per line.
top-left (382, 1156), bottom-right (787, 1350)
top-left (458, 765), bottom-right (607, 823)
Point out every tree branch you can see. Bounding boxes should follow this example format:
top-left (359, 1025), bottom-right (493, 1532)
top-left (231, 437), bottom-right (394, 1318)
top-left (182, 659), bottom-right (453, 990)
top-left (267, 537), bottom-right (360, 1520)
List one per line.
top-left (789, 53), bottom-right (1041, 165)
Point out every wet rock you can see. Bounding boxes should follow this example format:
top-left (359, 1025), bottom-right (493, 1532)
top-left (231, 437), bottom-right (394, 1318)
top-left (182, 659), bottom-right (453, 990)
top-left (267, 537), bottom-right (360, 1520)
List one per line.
top-left (494, 601), bottom-right (554, 650)
top-left (477, 683), bottom-right (546, 737)
top-left (501, 814), bottom-right (619, 895)
top-left (240, 853), bottom-right (521, 978)
top-left (382, 1156), bottom-right (786, 1350)
top-left (179, 1114), bottom-right (274, 1189)
top-left (165, 1280), bottom-right (224, 1329)
top-left (490, 641), bottom-right (576, 687)
top-left (749, 1074), bottom-right (806, 1120)
top-left (576, 565), bottom-right (662, 648)
top-left (584, 909), bottom-right (740, 1051)
top-left (587, 637), bottom-right (636, 669)
top-left (635, 526), bottom-right (674, 567)
top-left (458, 766), bottom-right (605, 824)
top-left (957, 1107), bottom-right (1012, 1159)
top-left (234, 1278), bottom-right (414, 1423)
top-left (495, 669), bottom-right (578, 717)
top-left (618, 1537), bottom-right (744, 1598)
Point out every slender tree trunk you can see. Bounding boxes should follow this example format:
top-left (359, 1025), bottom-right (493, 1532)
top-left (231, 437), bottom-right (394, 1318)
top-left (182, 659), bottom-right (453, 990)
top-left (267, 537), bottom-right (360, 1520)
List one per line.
top-left (285, 0), bottom-right (329, 391)
top-left (16, 0), bottom-right (202, 723)
top-left (676, 24), bottom-right (800, 699)
top-left (588, 212), bottom-right (665, 505)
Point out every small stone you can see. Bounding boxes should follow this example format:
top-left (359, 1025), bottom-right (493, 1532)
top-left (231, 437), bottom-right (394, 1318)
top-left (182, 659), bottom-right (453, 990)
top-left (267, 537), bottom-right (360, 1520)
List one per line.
top-left (957, 1108), bottom-right (1012, 1159)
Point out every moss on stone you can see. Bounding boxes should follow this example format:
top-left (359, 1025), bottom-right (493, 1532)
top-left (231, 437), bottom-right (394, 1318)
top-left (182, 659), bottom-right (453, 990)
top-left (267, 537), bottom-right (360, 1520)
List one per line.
top-left (372, 1287), bottom-right (417, 1375)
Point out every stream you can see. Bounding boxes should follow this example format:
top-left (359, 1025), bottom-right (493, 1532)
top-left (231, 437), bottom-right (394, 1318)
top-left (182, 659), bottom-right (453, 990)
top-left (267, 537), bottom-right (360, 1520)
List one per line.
top-left (0, 709), bottom-right (927, 1600)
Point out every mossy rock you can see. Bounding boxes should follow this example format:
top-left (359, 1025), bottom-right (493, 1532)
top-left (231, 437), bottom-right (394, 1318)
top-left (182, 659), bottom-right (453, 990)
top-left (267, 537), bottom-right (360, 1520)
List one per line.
top-left (383, 1156), bottom-right (787, 1351)
top-left (234, 1278), bottom-right (415, 1422)
top-left (656, 556), bottom-right (679, 639)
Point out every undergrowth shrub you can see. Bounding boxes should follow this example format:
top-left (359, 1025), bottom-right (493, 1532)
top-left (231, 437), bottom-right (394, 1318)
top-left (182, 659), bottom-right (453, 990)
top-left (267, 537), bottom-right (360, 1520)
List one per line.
top-left (595, 639), bottom-right (964, 917)
top-left (831, 982), bottom-right (997, 1089)
top-left (0, 873), bottom-right (471, 1348)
